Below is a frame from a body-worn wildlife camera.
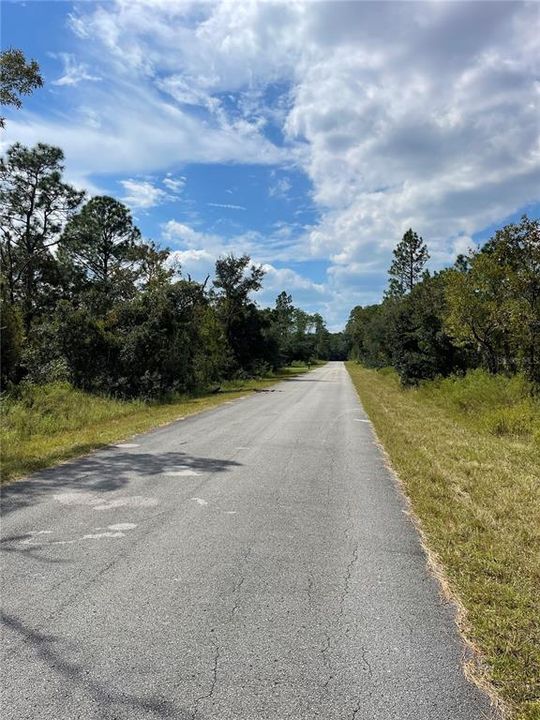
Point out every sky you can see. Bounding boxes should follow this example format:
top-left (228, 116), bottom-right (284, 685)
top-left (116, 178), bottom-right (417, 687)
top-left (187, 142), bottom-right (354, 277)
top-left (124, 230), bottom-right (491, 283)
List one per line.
top-left (2, 0), bottom-right (539, 330)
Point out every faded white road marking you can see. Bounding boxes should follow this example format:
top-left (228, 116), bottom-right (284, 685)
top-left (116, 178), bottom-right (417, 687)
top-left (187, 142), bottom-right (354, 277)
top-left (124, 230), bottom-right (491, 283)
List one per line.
top-left (354, 419), bottom-right (370, 423)
top-left (19, 530), bottom-right (53, 545)
top-left (93, 497), bottom-right (158, 510)
top-left (166, 469), bottom-right (200, 477)
top-left (114, 443), bottom-right (140, 448)
top-left (235, 446), bottom-right (249, 450)
top-left (54, 492), bottom-right (158, 509)
top-left (107, 523), bottom-right (137, 531)
top-left (224, 511), bottom-right (237, 515)
top-left (192, 497), bottom-right (208, 506)
top-left (19, 523), bottom-right (137, 548)
top-left (28, 530), bottom-right (53, 535)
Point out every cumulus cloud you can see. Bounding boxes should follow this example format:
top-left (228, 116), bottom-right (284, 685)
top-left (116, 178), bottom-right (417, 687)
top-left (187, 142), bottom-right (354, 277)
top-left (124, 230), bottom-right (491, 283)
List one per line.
top-left (120, 179), bottom-right (169, 209)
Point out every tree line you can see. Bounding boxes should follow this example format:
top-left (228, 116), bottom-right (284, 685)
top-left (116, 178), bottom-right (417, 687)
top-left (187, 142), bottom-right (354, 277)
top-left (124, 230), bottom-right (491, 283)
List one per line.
top-left (346, 217), bottom-right (540, 387)
top-left (0, 142), bottom-right (346, 398)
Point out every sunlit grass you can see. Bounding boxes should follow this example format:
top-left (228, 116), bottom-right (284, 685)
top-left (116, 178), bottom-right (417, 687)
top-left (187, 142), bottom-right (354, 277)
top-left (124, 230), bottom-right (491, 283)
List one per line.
top-left (346, 362), bottom-right (540, 720)
top-left (0, 364), bottom-right (316, 484)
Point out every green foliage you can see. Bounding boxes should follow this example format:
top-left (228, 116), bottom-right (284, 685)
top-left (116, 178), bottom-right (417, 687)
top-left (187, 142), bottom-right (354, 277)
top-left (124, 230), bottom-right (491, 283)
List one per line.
top-left (0, 48), bottom-right (43, 127)
top-left (0, 142), bottom-right (330, 401)
top-left (0, 143), bottom-right (83, 330)
top-left (0, 295), bottom-right (23, 388)
top-left (390, 274), bottom-right (466, 385)
top-left (59, 195), bottom-right (142, 313)
top-left (416, 369), bottom-right (539, 439)
top-left (348, 216), bottom-right (540, 390)
top-left (386, 228), bottom-right (429, 298)
top-left (1, 382), bottom-right (141, 440)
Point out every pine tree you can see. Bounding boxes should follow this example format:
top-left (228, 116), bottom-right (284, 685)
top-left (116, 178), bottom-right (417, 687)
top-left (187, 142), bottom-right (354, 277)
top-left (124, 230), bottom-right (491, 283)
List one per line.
top-left (386, 228), bottom-right (429, 297)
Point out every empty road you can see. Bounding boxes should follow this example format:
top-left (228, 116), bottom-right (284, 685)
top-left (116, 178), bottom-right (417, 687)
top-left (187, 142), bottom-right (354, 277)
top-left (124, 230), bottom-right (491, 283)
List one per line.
top-left (1, 362), bottom-right (497, 719)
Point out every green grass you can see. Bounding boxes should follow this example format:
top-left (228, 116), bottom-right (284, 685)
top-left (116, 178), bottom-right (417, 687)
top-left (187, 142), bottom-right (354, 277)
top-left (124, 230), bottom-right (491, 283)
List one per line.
top-left (0, 364), bottom-right (316, 484)
top-left (346, 362), bottom-right (540, 720)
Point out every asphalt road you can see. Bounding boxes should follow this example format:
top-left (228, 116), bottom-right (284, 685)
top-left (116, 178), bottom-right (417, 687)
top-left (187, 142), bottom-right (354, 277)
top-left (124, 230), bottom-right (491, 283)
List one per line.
top-left (1, 361), bottom-right (498, 720)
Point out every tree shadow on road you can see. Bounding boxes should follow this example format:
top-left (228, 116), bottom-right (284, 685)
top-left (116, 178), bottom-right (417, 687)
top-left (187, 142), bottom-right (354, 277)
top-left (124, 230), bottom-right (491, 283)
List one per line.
top-left (0, 449), bottom-right (241, 517)
top-left (1, 611), bottom-right (198, 719)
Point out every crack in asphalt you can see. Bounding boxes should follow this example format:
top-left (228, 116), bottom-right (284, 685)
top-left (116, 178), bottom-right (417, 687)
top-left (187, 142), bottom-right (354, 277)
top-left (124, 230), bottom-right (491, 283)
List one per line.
top-left (192, 639), bottom-right (220, 719)
top-left (230, 546), bottom-right (252, 619)
top-left (306, 575), bottom-right (314, 607)
top-left (230, 575), bottom-right (245, 617)
top-left (338, 543), bottom-right (359, 619)
top-left (321, 634), bottom-right (333, 688)
top-left (361, 646), bottom-right (373, 677)
top-left (351, 696), bottom-right (363, 719)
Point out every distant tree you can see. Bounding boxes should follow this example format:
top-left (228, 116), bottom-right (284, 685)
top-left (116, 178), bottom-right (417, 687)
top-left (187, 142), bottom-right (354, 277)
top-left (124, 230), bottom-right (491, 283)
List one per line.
top-left (60, 196), bottom-right (141, 313)
top-left (312, 312), bottom-right (331, 359)
top-left (0, 48), bottom-right (43, 127)
top-left (288, 308), bottom-right (317, 363)
top-left (345, 303), bottom-right (395, 368)
top-left (269, 291), bottom-right (295, 364)
top-left (390, 273), bottom-right (464, 385)
top-left (213, 254), bottom-right (265, 373)
top-left (386, 228), bottom-right (429, 297)
top-left (0, 142), bottom-right (83, 330)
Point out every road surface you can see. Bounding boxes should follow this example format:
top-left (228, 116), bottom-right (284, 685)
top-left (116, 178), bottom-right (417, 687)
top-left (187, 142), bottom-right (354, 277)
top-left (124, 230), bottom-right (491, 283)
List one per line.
top-left (1, 362), bottom-right (498, 719)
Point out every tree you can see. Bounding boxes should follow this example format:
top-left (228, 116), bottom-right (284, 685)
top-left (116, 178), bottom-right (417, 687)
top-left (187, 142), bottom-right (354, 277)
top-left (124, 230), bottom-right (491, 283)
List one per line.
top-left (0, 143), bottom-right (83, 330)
top-left (345, 303), bottom-right (394, 368)
top-left (0, 48), bottom-right (43, 127)
top-left (312, 312), bottom-right (331, 359)
top-left (386, 228), bottom-right (429, 297)
top-left (60, 196), bottom-right (141, 313)
top-left (390, 273), bottom-right (463, 385)
top-left (444, 252), bottom-right (510, 374)
top-left (481, 216), bottom-right (540, 383)
top-left (135, 240), bottom-right (175, 290)
top-left (0, 291), bottom-right (23, 388)
top-left (213, 254), bottom-right (265, 373)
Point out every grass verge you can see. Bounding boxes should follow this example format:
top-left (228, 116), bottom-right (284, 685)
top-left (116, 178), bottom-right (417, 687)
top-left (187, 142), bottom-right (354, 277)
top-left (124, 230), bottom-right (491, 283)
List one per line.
top-left (346, 362), bottom-right (539, 720)
top-left (0, 364), bottom-right (316, 484)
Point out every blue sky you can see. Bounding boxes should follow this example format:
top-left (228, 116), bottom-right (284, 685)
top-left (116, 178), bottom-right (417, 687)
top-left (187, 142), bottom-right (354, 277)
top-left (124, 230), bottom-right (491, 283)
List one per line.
top-left (2, 0), bottom-right (539, 329)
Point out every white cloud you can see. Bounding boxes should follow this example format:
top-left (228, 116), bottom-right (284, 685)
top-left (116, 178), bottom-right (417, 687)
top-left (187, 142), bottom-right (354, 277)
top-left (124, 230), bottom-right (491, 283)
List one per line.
top-left (269, 177), bottom-right (292, 199)
top-left (120, 178), bottom-right (168, 209)
top-left (207, 202), bottom-right (246, 211)
top-left (163, 175), bottom-right (186, 193)
top-left (51, 53), bottom-right (101, 86)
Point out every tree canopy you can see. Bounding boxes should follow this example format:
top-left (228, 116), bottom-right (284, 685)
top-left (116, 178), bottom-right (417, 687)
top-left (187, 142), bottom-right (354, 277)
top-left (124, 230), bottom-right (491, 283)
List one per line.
top-left (0, 48), bottom-right (43, 127)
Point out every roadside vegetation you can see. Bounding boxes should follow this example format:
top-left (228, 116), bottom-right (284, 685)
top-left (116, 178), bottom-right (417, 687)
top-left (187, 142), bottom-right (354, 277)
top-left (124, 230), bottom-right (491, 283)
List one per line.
top-left (346, 368), bottom-right (539, 720)
top-left (0, 364), bottom-right (316, 483)
top-left (345, 218), bottom-right (539, 719)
